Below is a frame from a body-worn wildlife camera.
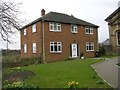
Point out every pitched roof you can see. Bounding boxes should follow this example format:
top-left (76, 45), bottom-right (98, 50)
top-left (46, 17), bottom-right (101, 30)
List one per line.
top-left (20, 11), bottom-right (99, 30)
top-left (105, 7), bottom-right (120, 21)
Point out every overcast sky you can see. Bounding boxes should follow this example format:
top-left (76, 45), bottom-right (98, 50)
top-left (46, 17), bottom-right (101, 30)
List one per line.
top-left (0, 0), bottom-right (119, 50)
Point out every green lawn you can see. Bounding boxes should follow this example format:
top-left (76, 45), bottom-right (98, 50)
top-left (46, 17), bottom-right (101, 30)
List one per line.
top-left (20, 59), bottom-right (111, 88)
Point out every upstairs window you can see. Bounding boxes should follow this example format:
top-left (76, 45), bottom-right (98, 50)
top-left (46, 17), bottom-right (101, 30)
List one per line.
top-left (32, 24), bottom-right (36, 33)
top-left (32, 43), bottom-right (37, 53)
top-left (85, 27), bottom-right (93, 34)
top-left (24, 44), bottom-right (27, 53)
top-left (86, 42), bottom-right (94, 51)
top-left (50, 42), bottom-right (62, 53)
top-left (71, 24), bottom-right (77, 33)
top-left (24, 28), bottom-right (26, 36)
top-left (50, 22), bottom-right (61, 32)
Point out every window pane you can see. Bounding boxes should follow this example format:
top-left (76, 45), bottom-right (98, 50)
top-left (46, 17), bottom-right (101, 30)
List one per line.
top-left (54, 23), bottom-right (57, 30)
top-left (118, 40), bottom-right (120, 45)
top-left (50, 42), bottom-right (62, 53)
top-left (91, 46), bottom-right (93, 50)
top-left (32, 24), bottom-right (36, 33)
top-left (58, 25), bottom-right (61, 30)
top-left (33, 43), bottom-right (36, 53)
top-left (74, 25), bottom-right (77, 32)
top-left (54, 43), bottom-right (57, 51)
top-left (86, 42), bottom-right (94, 51)
top-left (87, 46), bottom-right (89, 50)
top-left (89, 45), bottom-right (91, 50)
top-left (88, 28), bottom-right (90, 33)
top-left (24, 29), bottom-right (26, 35)
top-left (50, 25), bottom-right (53, 30)
top-left (71, 25), bottom-right (77, 33)
top-left (85, 27), bottom-right (93, 34)
top-left (24, 44), bottom-right (27, 53)
top-left (90, 27), bottom-right (93, 34)
top-left (86, 27), bottom-right (89, 33)
top-left (50, 22), bottom-right (61, 31)
top-left (118, 31), bottom-right (120, 45)
top-left (118, 32), bottom-right (120, 39)
top-left (57, 42), bottom-right (61, 52)
top-left (50, 42), bottom-right (54, 52)
top-left (51, 45), bottom-right (54, 52)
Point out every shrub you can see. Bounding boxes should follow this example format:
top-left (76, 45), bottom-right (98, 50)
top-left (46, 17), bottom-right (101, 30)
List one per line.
top-left (96, 80), bottom-right (104, 84)
top-left (2, 80), bottom-right (37, 89)
top-left (92, 75), bottom-right (96, 79)
top-left (20, 57), bottom-right (41, 66)
top-left (10, 67), bottom-right (22, 73)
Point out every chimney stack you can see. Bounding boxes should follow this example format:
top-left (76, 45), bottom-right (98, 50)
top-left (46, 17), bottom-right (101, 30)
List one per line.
top-left (41, 9), bottom-right (45, 16)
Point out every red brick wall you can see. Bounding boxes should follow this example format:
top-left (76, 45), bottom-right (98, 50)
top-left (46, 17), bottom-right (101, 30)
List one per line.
top-left (43, 21), bottom-right (98, 62)
top-left (21, 21), bottom-right (98, 62)
top-left (21, 21), bottom-right (42, 58)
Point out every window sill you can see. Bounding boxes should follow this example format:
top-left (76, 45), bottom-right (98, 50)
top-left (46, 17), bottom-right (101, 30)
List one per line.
top-left (86, 33), bottom-right (93, 35)
top-left (50, 52), bottom-right (62, 54)
top-left (32, 32), bottom-right (36, 34)
top-left (86, 50), bottom-right (94, 52)
top-left (49, 30), bottom-right (61, 32)
top-left (71, 32), bottom-right (78, 34)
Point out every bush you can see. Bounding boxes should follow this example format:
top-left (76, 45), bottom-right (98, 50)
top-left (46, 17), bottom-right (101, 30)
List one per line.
top-left (3, 57), bottom-right (41, 68)
top-left (96, 80), bottom-right (104, 84)
top-left (20, 57), bottom-right (41, 66)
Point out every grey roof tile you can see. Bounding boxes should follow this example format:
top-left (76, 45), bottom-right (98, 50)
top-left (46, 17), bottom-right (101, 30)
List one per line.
top-left (20, 11), bottom-right (99, 30)
top-left (42, 12), bottom-right (98, 27)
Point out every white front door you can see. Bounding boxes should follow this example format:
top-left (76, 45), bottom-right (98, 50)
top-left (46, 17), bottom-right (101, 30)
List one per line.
top-left (72, 44), bottom-right (77, 58)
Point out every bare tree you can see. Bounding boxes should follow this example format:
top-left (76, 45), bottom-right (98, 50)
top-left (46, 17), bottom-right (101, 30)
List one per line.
top-left (0, 0), bottom-right (22, 43)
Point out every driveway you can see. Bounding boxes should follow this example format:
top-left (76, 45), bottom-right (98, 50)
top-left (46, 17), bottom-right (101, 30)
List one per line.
top-left (92, 57), bottom-right (120, 89)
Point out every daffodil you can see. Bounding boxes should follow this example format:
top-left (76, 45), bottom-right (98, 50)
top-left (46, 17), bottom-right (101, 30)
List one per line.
top-left (76, 82), bottom-right (79, 85)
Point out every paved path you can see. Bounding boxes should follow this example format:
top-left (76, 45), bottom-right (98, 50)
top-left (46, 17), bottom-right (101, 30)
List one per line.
top-left (92, 57), bottom-right (120, 89)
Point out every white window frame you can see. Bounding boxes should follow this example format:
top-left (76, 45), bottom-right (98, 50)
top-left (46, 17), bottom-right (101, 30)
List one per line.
top-left (32, 43), bottom-right (37, 53)
top-left (50, 42), bottom-right (62, 53)
top-left (24, 44), bottom-right (27, 53)
top-left (49, 22), bottom-right (61, 32)
top-left (24, 28), bottom-right (26, 36)
top-left (86, 42), bottom-right (94, 51)
top-left (85, 27), bottom-right (93, 34)
top-left (32, 24), bottom-right (36, 33)
top-left (71, 24), bottom-right (77, 33)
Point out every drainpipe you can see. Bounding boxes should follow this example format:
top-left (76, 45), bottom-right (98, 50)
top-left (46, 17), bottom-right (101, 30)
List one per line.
top-left (42, 20), bottom-right (46, 63)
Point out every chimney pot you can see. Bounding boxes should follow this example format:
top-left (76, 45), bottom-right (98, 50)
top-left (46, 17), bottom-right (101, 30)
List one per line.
top-left (41, 9), bottom-right (45, 16)
top-left (71, 14), bottom-right (74, 17)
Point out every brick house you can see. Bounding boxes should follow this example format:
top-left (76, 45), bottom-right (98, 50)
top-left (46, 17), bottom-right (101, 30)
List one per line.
top-left (20, 9), bottom-right (99, 63)
top-left (105, 7), bottom-right (120, 55)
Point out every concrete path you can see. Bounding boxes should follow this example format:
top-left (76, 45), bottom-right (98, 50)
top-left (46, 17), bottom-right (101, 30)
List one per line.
top-left (92, 57), bottom-right (120, 89)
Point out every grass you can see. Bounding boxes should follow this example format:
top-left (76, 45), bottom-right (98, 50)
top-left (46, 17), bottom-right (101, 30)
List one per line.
top-left (18, 59), bottom-right (111, 88)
